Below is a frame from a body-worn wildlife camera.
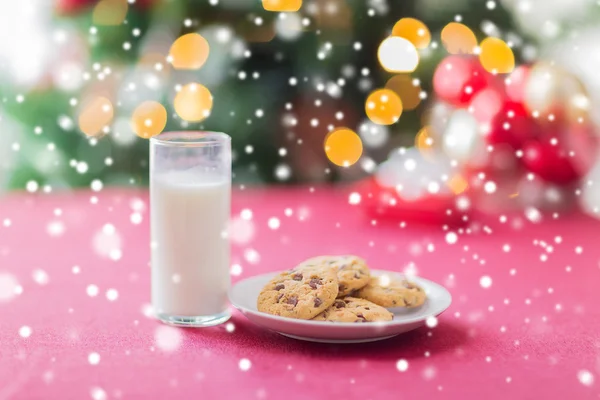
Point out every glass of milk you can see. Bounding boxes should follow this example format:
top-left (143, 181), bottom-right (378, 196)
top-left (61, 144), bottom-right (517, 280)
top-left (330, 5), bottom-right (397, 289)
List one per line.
top-left (150, 131), bottom-right (231, 327)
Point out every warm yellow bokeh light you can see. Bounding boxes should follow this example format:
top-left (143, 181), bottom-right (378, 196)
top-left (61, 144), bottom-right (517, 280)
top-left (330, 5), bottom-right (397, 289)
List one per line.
top-left (78, 97), bottom-right (114, 137)
top-left (324, 127), bottom-right (363, 167)
top-left (391, 18), bottom-right (431, 49)
top-left (415, 126), bottom-right (435, 159)
top-left (131, 101), bottom-right (168, 139)
top-left (479, 37), bottom-right (515, 74)
top-left (169, 33), bottom-right (210, 70)
top-left (92, 0), bottom-right (128, 26)
top-left (448, 175), bottom-right (469, 195)
top-left (385, 75), bottom-right (421, 111)
top-left (441, 22), bottom-right (478, 54)
top-left (365, 89), bottom-right (403, 125)
top-left (174, 83), bottom-right (213, 122)
top-left (262, 0), bottom-right (302, 11)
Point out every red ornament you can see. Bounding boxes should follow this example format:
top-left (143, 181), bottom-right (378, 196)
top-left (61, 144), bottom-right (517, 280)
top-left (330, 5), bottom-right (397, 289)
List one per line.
top-left (505, 65), bottom-right (530, 104)
top-left (55, 0), bottom-right (95, 15)
top-left (487, 101), bottom-right (540, 150)
top-left (356, 177), bottom-right (467, 226)
top-left (522, 140), bottom-right (580, 184)
top-left (433, 55), bottom-right (489, 107)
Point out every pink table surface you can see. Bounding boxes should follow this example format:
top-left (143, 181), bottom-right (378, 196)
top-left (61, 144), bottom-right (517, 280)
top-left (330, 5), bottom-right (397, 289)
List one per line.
top-left (1, 187), bottom-right (599, 400)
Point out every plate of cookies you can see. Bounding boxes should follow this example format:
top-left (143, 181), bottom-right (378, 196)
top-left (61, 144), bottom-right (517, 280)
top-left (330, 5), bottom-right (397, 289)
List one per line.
top-left (229, 256), bottom-right (452, 343)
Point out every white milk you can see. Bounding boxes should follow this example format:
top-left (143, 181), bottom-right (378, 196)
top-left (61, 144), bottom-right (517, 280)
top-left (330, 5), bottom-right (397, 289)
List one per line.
top-left (150, 169), bottom-right (230, 317)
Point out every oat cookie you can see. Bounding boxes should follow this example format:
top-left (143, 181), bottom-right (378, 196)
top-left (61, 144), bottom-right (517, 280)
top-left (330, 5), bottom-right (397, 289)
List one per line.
top-left (356, 275), bottom-right (426, 308)
top-left (313, 297), bottom-right (393, 323)
top-left (298, 255), bottom-right (370, 297)
top-left (257, 265), bottom-right (339, 319)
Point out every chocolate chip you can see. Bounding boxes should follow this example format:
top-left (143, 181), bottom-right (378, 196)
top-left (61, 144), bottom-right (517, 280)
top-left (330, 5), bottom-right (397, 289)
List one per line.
top-left (314, 297), bottom-right (323, 307)
top-left (292, 273), bottom-right (303, 281)
top-left (274, 284), bottom-right (285, 291)
top-left (338, 284), bottom-right (346, 292)
top-left (356, 313), bottom-right (367, 322)
top-left (392, 300), bottom-right (397, 305)
top-left (354, 273), bottom-right (360, 279)
top-left (309, 278), bottom-right (322, 289)
top-left (334, 300), bottom-right (346, 308)
top-left (287, 296), bottom-right (298, 306)
top-left (364, 307), bottom-right (370, 310)
top-left (277, 293), bottom-right (284, 302)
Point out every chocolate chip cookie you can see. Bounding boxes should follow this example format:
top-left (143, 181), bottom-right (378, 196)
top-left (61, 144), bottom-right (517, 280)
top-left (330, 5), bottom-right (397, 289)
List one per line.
top-left (313, 297), bottom-right (393, 323)
top-left (257, 265), bottom-right (339, 319)
top-left (356, 275), bottom-right (426, 308)
top-left (298, 255), bottom-right (371, 297)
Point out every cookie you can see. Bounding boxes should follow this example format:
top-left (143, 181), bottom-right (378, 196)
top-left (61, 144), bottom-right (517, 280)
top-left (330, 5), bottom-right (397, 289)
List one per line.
top-left (298, 255), bottom-right (371, 297)
top-left (257, 265), bottom-right (339, 319)
top-left (313, 297), bottom-right (393, 323)
top-left (356, 275), bottom-right (426, 308)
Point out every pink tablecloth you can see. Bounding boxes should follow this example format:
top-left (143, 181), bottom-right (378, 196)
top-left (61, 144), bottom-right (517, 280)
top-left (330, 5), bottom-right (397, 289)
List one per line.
top-left (1, 187), bottom-right (599, 399)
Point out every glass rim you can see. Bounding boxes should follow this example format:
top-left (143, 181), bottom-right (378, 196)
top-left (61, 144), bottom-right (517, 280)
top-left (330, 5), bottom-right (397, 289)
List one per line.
top-left (150, 131), bottom-right (231, 147)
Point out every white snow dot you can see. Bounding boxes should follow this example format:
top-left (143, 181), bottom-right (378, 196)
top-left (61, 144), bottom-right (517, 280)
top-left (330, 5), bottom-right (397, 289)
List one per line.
top-left (425, 316), bottom-right (438, 328)
top-left (578, 370), bottom-right (594, 386)
top-left (88, 352), bottom-right (101, 365)
top-left (87, 284), bottom-right (99, 297)
top-left (26, 181), bottom-right (39, 193)
top-left (575, 246), bottom-right (583, 254)
top-left (240, 209), bottom-right (253, 221)
top-left (239, 358), bottom-right (252, 371)
top-left (154, 325), bottom-right (182, 352)
top-left (255, 109), bottom-right (264, 118)
top-left (106, 289), bottom-right (118, 301)
top-left (268, 217), bottom-right (280, 230)
top-left (226, 323), bottom-right (235, 333)
top-left (480, 275), bottom-right (492, 288)
top-left (19, 326), bottom-right (32, 338)
top-left (230, 264), bottom-right (243, 276)
top-left (130, 213), bottom-right (142, 224)
top-left (90, 387), bottom-right (107, 400)
top-left (32, 269), bottom-right (49, 285)
top-left (484, 181), bottom-right (497, 194)
top-left (396, 359), bottom-right (409, 372)
top-left (445, 232), bottom-right (458, 244)
top-left (90, 180), bottom-right (103, 192)
top-left (349, 192), bottom-right (361, 205)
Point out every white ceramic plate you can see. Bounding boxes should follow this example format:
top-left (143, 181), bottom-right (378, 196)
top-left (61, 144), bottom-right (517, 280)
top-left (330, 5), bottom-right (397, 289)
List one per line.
top-left (229, 270), bottom-right (452, 343)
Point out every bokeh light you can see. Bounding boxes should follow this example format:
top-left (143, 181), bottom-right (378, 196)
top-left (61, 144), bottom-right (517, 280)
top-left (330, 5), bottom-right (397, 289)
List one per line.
top-left (173, 83), bottom-right (213, 122)
top-left (262, 0), bottom-right (302, 12)
top-left (92, 0), bottom-right (128, 26)
top-left (365, 89), bottom-right (403, 125)
top-left (391, 18), bottom-right (431, 49)
top-left (479, 37), bottom-right (515, 74)
top-left (169, 33), bottom-right (210, 70)
top-left (131, 101), bottom-right (168, 139)
top-left (324, 127), bottom-right (363, 167)
top-left (448, 175), bottom-right (469, 195)
top-left (524, 63), bottom-right (589, 121)
top-left (0, 272), bottom-right (19, 303)
top-left (385, 75), bottom-right (421, 111)
top-left (78, 97), bottom-right (114, 137)
top-left (377, 36), bottom-right (419, 73)
top-left (415, 125), bottom-right (436, 159)
top-left (441, 22), bottom-right (478, 54)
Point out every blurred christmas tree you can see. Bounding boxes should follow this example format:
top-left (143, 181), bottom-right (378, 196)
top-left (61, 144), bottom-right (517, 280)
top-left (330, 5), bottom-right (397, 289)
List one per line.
top-left (0, 0), bottom-right (558, 193)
